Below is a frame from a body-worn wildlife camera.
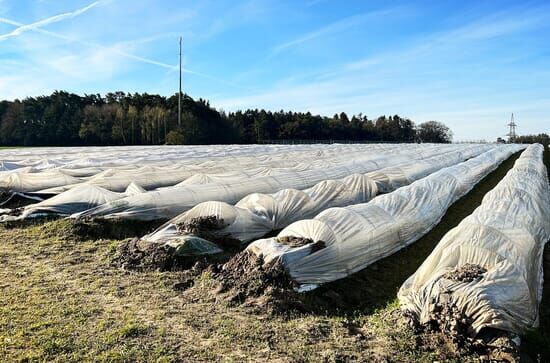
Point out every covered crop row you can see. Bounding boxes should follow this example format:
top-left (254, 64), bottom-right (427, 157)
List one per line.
top-left (42, 144), bottom-right (408, 194)
top-left (142, 144), bottom-right (493, 255)
top-left (1, 144), bottom-right (399, 194)
top-left (71, 144), bottom-right (469, 221)
top-left (0, 144), bottom-right (335, 170)
top-left (0, 144), bottom-right (460, 220)
top-left (398, 144), bottom-right (550, 335)
top-left (244, 144), bottom-right (524, 289)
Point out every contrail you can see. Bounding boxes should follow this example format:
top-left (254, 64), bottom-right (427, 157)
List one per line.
top-left (0, 16), bottom-right (178, 70)
top-left (0, 1), bottom-right (101, 41)
top-left (0, 15), bottom-right (245, 88)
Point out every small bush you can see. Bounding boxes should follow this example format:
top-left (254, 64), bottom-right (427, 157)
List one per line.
top-left (166, 130), bottom-right (185, 145)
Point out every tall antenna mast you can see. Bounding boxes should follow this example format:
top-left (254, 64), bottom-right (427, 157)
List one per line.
top-left (506, 113), bottom-right (517, 143)
top-left (178, 36), bottom-right (182, 128)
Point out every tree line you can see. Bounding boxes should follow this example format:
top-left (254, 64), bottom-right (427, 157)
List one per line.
top-left (514, 134), bottom-right (549, 145)
top-left (0, 91), bottom-right (454, 146)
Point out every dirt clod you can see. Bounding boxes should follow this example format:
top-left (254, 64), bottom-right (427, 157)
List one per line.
top-left (427, 297), bottom-right (474, 346)
top-left (418, 296), bottom-right (520, 362)
top-left (176, 215), bottom-right (241, 249)
top-left (277, 235), bottom-right (312, 247)
top-left (443, 263), bottom-right (487, 283)
top-left (214, 250), bottom-right (303, 314)
top-left (177, 215), bottom-right (227, 235)
top-left (114, 238), bottom-right (177, 271)
top-left (277, 235), bottom-right (326, 253)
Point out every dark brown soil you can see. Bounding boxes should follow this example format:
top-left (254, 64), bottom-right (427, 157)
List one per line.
top-left (176, 215), bottom-right (242, 249)
top-left (214, 250), bottom-right (304, 314)
top-left (114, 238), bottom-right (229, 272)
top-left (69, 218), bottom-right (165, 240)
top-left (114, 238), bottom-right (177, 271)
top-left (177, 215), bottom-right (227, 234)
top-left (173, 260), bottom-right (214, 291)
top-left (116, 215), bottom-right (266, 275)
top-left (277, 235), bottom-right (311, 247)
top-left (277, 235), bottom-right (326, 252)
top-left (443, 263), bottom-right (487, 283)
top-left (419, 295), bottom-right (520, 362)
top-left (427, 295), bottom-right (475, 344)
top-left (208, 236), bottom-right (337, 315)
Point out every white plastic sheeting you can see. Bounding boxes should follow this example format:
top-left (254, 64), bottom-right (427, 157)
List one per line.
top-left (1, 162), bottom-right (357, 219)
top-left (143, 145), bottom-right (493, 249)
top-left (398, 144), bottom-right (550, 335)
top-left (0, 170), bottom-right (82, 193)
top-left (245, 144), bottom-right (525, 288)
top-left (1, 144), bottom-right (398, 194)
top-left (39, 162), bottom-right (326, 194)
top-left (0, 144), bottom-right (332, 170)
top-left (0, 183), bottom-right (146, 221)
top-left (71, 144), bottom-right (469, 221)
top-left (0, 144), bottom-right (454, 220)
top-left (37, 144), bottom-right (408, 194)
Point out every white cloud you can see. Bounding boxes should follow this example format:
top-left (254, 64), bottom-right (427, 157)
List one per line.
top-left (44, 46), bottom-right (129, 80)
top-left (270, 7), bottom-right (404, 55)
top-left (0, 1), bottom-right (100, 41)
top-left (0, 61), bottom-right (54, 100)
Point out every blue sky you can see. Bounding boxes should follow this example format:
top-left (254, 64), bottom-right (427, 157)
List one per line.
top-left (0, 0), bottom-right (549, 141)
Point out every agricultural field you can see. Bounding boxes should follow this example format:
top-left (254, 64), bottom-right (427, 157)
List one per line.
top-left (1, 143), bottom-right (549, 362)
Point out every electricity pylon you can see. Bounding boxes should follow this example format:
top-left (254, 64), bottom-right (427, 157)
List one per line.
top-left (506, 113), bottom-right (517, 143)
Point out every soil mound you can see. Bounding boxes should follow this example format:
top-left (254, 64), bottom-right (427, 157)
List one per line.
top-left (177, 215), bottom-right (227, 235)
top-left (443, 263), bottom-right (487, 283)
top-left (214, 250), bottom-right (304, 314)
top-left (114, 238), bottom-right (177, 271)
top-left (416, 297), bottom-right (520, 362)
top-left (277, 236), bottom-right (326, 252)
top-left (176, 215), bottom-right (241, 249)
top-left (114, 238), bottom-right (231, 272)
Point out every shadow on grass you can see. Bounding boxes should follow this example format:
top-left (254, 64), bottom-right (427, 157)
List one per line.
top-left (2, 216), bottom-right (60, 229)
top-left (69, 218), bottom-right (168, 240)
top-left (2, 217), bottom-right (167, 241)
top-left (301, 150), bottom-right (523, 316)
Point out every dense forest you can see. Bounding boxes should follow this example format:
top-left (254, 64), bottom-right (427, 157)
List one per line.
top-left (0, 91), bottom-right (456, 146)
